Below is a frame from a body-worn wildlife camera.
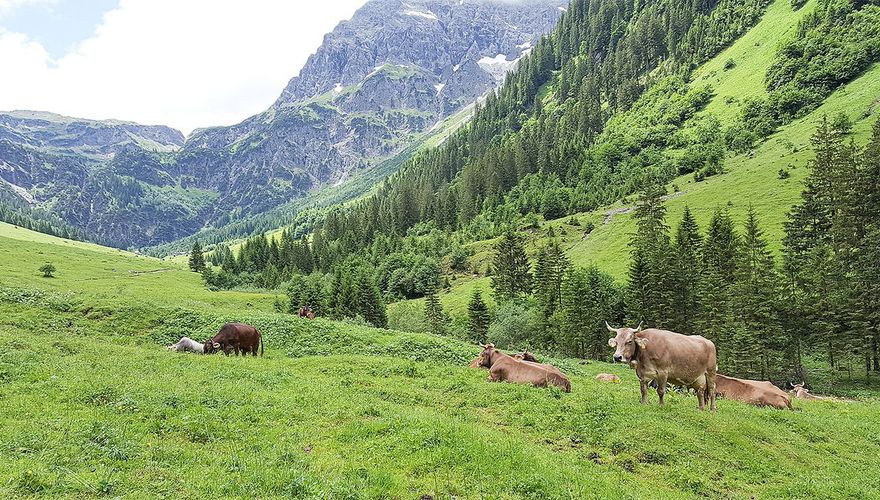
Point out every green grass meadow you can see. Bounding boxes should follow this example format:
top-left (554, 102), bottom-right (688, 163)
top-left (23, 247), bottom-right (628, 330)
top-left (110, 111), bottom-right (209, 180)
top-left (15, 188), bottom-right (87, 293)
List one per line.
top-left (3, 194), bottom-right (880, 498)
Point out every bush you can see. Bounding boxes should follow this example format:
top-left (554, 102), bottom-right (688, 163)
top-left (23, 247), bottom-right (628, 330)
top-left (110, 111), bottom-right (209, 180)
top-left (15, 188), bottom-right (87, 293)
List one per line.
top-left (487, 300), bottom-right (542, 351)
top-left (723, 58), bottom-right (737, 70)
top-left (778, 168), bottom-right (791, 180)
top-left (39, 263), bottom-right (56, 278)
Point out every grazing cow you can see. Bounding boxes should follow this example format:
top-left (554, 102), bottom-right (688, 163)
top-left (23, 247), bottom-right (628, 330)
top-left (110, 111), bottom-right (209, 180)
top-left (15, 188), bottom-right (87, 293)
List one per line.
top-left (167, 336), bottom-right (204, 353)
top-left (595, 373), bottom-right (621, 383)
top-left (478, 344), bottom-right (571, 392)
top-left (204, 323), bottom-right (263, 357)
top-left (607, 322), bottom-right (717, 411)
top-left (715, 374), bottom-right (792, 409)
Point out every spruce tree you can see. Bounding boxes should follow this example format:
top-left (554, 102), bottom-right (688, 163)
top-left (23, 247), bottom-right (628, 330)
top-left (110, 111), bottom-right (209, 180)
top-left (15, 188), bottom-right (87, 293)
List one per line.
top-left (697, 208), bottom-right (738, 361)
top-left (490, 230), bottom-right (533, 301)
top-left (424, 284), bottom-right (449, 336)
top-left (188, 241), bottom-right (206, 273)
top-left (730, 208), bottom-right (779, 378)
top-left (670, 206), bottom-right (702, 334)
top-left (626, 182), bottom-right (675, 328)
top-left (467, 289), bottom-right (490, 342)
top-left (534, 241), bottom-right (571, 319)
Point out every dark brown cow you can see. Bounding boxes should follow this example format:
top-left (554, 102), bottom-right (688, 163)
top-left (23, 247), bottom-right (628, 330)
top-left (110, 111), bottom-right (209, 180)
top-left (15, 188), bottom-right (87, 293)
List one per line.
top-left (607, 322), bottom-right (717, 411)
top-left (204, 323), bottom-right (263, 357)
top-left (478, 344), bottom-right (571, 392)
top-left (715, 374), bottom-right (792, 410)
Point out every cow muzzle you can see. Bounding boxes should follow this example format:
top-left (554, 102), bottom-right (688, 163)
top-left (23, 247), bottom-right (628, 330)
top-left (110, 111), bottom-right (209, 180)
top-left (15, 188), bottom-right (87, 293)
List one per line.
top-left (613, 354), bottom-right (623, 363)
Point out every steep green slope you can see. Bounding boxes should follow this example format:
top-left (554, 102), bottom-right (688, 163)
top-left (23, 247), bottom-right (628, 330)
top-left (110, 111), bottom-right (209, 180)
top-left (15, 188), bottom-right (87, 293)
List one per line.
top-left (2, 227), bottom-right (880, 497)
top-left (395, 0), bottom-right (880, 321)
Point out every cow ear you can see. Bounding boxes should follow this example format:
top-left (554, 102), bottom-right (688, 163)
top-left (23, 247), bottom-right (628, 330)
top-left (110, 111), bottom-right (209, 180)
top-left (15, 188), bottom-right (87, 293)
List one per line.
top-left (608, 338), bottom-right (617, 348)
top-left (635, 338), bottom-right (648, 349)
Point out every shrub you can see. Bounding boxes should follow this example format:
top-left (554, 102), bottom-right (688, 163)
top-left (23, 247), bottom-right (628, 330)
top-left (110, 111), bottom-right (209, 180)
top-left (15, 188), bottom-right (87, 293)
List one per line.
top-left (39, 263), bottom-right (56, 278)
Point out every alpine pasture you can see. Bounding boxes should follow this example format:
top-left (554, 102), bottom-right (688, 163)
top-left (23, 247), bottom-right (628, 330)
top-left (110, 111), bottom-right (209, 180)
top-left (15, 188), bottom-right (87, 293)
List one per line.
top-left (2, 222), bottom-right (880, 498)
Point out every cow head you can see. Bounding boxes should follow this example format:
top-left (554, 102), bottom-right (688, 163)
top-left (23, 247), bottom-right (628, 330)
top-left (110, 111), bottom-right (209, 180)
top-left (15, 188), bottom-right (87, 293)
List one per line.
top-left (203, 340), bottom-right (221, 354)
top-left (478, 343), bottom-right (496, 368)
top-left (520, 351), bottom-right (538, 362)
top-left (606, 321), bottom-right (645, 363)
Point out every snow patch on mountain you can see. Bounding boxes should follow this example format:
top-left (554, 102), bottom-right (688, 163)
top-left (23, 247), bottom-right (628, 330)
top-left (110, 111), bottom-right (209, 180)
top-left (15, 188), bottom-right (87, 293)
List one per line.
top-left (478, 54), bottom-right (518, 83)
top-left (404, 8), bottom-right (438, 20)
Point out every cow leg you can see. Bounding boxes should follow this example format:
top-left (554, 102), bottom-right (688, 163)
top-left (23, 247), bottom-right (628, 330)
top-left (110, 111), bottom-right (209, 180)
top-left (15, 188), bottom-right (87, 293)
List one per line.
top-left (655, 375), bottom-right (668, 406)
top-left (697, 385), bottom-right (706, 410)
top-left (234, 345), bottom-right (241, 356)
top-left (639, 379), bottom-right (648, 404)
top-left (707, 373), bottom-right (717, 412)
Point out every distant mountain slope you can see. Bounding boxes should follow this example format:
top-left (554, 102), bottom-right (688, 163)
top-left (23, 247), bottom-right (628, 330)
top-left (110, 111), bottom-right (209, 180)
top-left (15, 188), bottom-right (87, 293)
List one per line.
top-left (178, 0), bottom-right (566, 222)
top-left (0, 0), bottom-right (565, 248)
top-left (0, 110), bottom-right (184, 158)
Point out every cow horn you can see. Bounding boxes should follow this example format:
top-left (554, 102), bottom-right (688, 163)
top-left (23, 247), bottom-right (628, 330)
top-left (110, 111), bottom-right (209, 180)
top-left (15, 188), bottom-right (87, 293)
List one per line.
top-left (635, 322), bottom-right (643, 332)
top-left (605, 321), bottom-right (616, 332)
top-left (213, 342), bottom-right (220, 348)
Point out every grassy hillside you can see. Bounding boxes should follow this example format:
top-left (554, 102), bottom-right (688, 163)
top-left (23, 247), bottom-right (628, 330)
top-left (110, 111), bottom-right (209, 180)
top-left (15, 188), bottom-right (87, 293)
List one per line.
top-left (393, 0), bottom-right (880, 320)
top-left (0, 222), bottom-right (276, 313)
top-left (2, 223), bottom-right (880, 497)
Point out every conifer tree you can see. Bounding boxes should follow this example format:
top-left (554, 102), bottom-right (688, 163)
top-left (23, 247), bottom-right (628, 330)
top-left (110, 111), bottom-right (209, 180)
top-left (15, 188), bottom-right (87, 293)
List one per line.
top-left (467, 289), bottom-right (491, 342)
top-left (534, 241), bottom-right (571, 319)
top-left (188, 241), bottom-right (206, 273)
top-left (424, 284), bottom-right (449, 336)
top-left (697, 208), bottom-right (738, 360)
top-left (670, 206), bottom-right (702, 334)
top-left (490, 230), bottom-right (533, 301)
top-left (730, 208), bottom-right (779, 378)
top-left (626, 182), bottom-right (675, 328)
top-left (356, 269), bottom-right (387, 328)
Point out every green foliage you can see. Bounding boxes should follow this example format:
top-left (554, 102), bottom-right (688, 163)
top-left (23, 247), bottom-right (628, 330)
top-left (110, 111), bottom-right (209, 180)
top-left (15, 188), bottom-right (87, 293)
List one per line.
top-left (467, 289), bottom-right (490, 342)
top-left (766, 0), bottom-right (880, 120)
top-left (188, 241), bottom-right (206, 273)
top-left (490, 230), bottom-right (533, 302)
top-left (38, 263), bottom-right (56, 278)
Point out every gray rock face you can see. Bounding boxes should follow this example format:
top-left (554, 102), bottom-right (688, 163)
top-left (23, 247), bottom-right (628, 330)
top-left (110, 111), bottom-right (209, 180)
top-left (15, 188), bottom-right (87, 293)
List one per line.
top-left (0, 110), bottom-right (184, 159)
top-left (179, 0), bottom-right (565, 222)
top-left (0, 0), bottom-right (565, 247)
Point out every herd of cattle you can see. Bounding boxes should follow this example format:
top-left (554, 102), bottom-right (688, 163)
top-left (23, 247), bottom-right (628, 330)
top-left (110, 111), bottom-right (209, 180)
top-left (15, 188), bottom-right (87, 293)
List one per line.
top-left (169, 321), bottom-right (835, 410)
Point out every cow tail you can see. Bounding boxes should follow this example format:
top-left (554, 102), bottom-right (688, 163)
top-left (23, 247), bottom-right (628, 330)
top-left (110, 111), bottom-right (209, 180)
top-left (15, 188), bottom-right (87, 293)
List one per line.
top-left (260, 332), bottom-right (264, 357)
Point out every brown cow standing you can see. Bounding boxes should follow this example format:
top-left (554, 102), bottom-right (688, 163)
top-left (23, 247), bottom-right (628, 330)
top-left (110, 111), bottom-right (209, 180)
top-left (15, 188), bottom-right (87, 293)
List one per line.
top-left (607, 322), bottom-right (717, 411)
top-left (478, 344), bottom-right (571, 392)
top-left (715, 374), bottom-right (792, 410)
top-left (204, 323), bottom-right (263, 357)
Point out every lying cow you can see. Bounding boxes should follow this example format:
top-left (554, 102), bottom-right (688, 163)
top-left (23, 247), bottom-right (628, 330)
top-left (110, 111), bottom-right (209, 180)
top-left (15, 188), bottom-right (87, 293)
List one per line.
top-left (790, 383), bottom-right (828, 401)
top-left (607, 322), bottom-right (717, 411)
top-left (470, 350), bottom-right (538, 368)
top-left (715, 374), bottom-right (791, 410)
top-left (595, 373), bottom-right (621, 383)
top-left (478, 344), bottom-right (571, 392)
top-left (204, 323), bottom-right (263, 356)
top-left (167, 336), bottom-right (204, 353)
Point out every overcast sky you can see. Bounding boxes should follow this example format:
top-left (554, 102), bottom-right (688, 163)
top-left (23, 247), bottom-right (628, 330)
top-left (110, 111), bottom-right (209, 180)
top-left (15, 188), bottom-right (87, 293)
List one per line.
top-left (0, 0), bottom-right (367, 135)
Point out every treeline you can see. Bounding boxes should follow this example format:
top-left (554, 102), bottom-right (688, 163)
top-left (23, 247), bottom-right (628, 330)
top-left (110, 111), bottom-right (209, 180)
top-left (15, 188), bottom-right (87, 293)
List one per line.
top-left (0, 201), bottom-right (88, 242)
top-left (190, 225), bottom-right (468, 328)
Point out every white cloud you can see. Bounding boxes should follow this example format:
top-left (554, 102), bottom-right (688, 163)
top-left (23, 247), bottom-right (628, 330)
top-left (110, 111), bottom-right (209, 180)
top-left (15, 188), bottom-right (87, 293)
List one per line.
top-left (0, 0), bottom-right (55, 17)
top-left (0, 0), bottom-right (367, 135)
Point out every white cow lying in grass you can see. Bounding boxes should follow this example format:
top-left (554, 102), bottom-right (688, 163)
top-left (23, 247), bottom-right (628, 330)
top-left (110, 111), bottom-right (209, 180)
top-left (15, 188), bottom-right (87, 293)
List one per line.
top-left (167, 336), bottom-right (204, 353)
